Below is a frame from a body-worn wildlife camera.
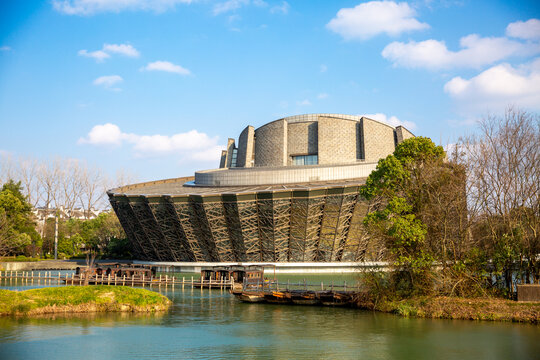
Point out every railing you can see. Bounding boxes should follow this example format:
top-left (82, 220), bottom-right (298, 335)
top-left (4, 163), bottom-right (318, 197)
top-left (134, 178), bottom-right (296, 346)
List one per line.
top-left (243, 279), bottom-right (360, 293)
top-left (1, 271), bottom-right (360, 294)
top-left (0, 270), bottom-right (234, 290)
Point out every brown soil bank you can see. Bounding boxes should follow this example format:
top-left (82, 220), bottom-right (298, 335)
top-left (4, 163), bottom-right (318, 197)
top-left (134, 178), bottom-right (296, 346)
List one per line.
top-left (0, 286), bottom-right (171, 316)
top-left (356, 296), bottom-right (540, 324)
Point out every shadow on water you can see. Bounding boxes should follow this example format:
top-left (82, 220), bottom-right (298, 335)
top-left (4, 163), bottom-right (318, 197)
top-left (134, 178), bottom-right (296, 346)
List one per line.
top-left (0, 280), bottom-right (539, 360)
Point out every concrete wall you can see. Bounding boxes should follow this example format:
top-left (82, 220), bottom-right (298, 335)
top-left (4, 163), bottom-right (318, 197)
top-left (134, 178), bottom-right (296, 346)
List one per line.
top-left (224, 138), bottom-right (236, 168)
top-left (225, 114), bottom-right (413, 169)
top-left (395, 125), bottom-right (415, 144)
top-left (517, 284), bottom-right (540, 301)
top-left (318, 116), bottom-right (358, 165)
top-left (195, 162), bottom-right (377, 186)
top-left (254, 119), bottom-right (287, 167)
top-left (219, 150), bottom-right (227, 168)
top-left (287, 121), bottom-right (318, 165)
top-left (134, 261), bottom-right (391, 273)
top-left (361, 117), bottom-right (396, 163)
top-left (236, 125), bottom-right (255, 168)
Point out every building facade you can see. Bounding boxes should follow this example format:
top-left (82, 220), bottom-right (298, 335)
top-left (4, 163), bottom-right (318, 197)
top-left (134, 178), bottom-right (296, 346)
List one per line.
top-left (108, 114), bottom-right (414, 262)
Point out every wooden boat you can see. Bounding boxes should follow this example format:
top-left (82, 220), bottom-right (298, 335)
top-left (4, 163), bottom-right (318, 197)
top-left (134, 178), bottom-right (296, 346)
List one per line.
top-left (264, 291), bottom-right (291, 304)
top-left (290, 290), bottom-right (320, 305)
top-left (317, 291), bottom-right (352, 306)
top-left (234, 292), bottom-right (266, 303)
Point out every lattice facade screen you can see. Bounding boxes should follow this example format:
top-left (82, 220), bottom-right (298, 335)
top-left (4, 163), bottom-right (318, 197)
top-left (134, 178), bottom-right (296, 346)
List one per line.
top-left (109, 185), bottom-right (377, 262)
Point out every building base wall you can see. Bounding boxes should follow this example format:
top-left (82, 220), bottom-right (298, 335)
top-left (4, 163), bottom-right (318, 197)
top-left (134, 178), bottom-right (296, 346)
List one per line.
top-left (133, 261), bottom-right (391, 273)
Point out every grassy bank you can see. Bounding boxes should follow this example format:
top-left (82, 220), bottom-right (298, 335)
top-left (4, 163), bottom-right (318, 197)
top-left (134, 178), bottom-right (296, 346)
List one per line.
top-left (356, 295), bottom-right (540, 323)
top-left (0, 286), bottom-right (171, 316)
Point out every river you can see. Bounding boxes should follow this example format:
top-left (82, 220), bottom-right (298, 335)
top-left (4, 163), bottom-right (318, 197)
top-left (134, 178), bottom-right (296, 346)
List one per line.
top-left (0, 275), bottom-right (538, 360)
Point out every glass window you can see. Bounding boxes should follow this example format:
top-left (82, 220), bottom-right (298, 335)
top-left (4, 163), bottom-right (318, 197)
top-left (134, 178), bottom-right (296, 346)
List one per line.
top-left (292, 154), bottom-right (318, 166)
top-left (231, 149), bottom-right (238, 167)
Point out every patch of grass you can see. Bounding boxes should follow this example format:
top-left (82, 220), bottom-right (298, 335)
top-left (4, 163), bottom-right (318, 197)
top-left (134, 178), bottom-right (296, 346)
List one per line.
top-left (394, 302), bottom-right (418, 317)
top-left (0, 256), bottom-right (41, 262)
top-left (0, 286), bottom-right (171, 316)
top-left (356, 295), bottom-right (540, 323)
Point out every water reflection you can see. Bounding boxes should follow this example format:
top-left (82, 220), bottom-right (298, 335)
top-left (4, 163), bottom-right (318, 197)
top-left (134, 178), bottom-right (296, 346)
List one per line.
top-left (0, 282), bottom-right (539, 360)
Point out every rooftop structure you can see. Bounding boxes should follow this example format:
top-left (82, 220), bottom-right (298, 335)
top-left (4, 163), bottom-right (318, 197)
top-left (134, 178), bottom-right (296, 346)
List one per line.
top-left (108, 114), bottom-right (414, 263)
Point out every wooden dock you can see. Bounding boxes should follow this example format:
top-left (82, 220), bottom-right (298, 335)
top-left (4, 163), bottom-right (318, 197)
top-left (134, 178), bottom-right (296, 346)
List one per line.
top-left (0, 270), bottom-right (234, 290)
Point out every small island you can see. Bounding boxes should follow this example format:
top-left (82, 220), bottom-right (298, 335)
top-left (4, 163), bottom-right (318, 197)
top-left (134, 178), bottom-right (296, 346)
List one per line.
top-left (0, 286), bottom-right (171, 316)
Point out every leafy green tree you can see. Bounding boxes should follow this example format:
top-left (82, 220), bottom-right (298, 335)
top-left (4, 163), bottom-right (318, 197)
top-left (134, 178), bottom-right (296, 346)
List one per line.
top-left (104, 236), bottom-right (133, 259)
top-left (57, 234), bottom-right (75, 257)
top-left (80, 212), bottom-right (125, 252)
top-left (360, 137), bottom-right (446, 294)
top-left (0, 180), bottom-right (40, 256)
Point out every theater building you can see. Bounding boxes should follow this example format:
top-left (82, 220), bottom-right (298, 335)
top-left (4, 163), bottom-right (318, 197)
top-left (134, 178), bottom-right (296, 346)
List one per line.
top-left (108, 114), bottom-right (414, 262)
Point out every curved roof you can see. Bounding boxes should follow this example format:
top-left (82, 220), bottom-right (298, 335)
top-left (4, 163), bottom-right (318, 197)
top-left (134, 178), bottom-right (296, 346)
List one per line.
top-left (108, 176), bottom-right (366, 197)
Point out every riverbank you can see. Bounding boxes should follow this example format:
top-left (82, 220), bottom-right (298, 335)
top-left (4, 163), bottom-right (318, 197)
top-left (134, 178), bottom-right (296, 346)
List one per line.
top-left (355, 295), bottom-right (540, 323)
top-left (0, 286), bottom-right (171, 316)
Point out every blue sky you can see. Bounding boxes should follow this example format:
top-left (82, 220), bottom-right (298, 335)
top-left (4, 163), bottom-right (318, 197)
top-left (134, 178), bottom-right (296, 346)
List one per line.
top-left (1, 0), bottom-right (539, 182)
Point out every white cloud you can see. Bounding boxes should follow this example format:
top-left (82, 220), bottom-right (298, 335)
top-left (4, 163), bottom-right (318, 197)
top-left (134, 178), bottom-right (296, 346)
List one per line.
top-left (102, 43), bottom-right (140, 57)
top-left (53, 0), bottom-right (192, 15)
top-left (79, 123), bottom-right (125, 145)
top-left (297, 99), bottom-right (311, 106)
top-left (506, 18), bottom-right (540, 40)
top-left (270, 1), bottom-right (289, 14)
top-left (93, 75), bottom-right (123, 90)
top-left (228, 14), bottom-right (241, 23)
top-left (79, 43), bottom-right (139, 62)
top-left (362, 113), bottom-right (416, 130)
top-left (0, 46), bottom-right (11, 51)
top-left (142, 61), bottom-right (191, 75)
top-left (317, 93), bottom-right (328, 99)
top-left (327, 1), bottom-right (429, 40)
top-left (444, 58), bottom-right (540, 112)
top-left (213, 0), bottom-right (249, 15)
top-left (320, 64), bottom-right (327, 73)
top-left (189, 145), bottom-right (225, 162)
top-left (382, 34), bottom-right (540, 69)
top-left (78, 49), bottom-right (110, 62)
top-left (212, 0), bottom-right (271, 15)
top-left (79, 123), bottom-right (221, 161)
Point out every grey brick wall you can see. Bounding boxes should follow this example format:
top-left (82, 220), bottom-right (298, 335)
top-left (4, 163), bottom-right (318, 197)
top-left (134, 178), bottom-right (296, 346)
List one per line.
top-left (219, 150), bottom-right (227, 168)
top-left (287, 121), bottom-right (318, 165)
top-left (236, 125), bottom-right (255, 168)
top-left (224, 138), bottom-right (236, 168)
top-left (254, 119), bottom-right (287, 167)
top-left (318, 117), bottom-right (358, 165)
top-left (395, 126), bottom-right (415, 144)
top-left (225, 114), bottom-right (413, 169)
top-left (361, 117), bottom-right (396, 163)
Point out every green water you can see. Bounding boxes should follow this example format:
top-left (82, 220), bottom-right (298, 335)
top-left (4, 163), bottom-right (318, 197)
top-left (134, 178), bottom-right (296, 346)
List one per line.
top-left (0, 277), bottom-right (538, 360)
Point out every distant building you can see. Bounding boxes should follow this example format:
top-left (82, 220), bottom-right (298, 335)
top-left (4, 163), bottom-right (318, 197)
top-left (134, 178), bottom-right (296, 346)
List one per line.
top-left (108, 114), bottom-right (414, 262)
top-left (32, 206), bottom-right (105, 222)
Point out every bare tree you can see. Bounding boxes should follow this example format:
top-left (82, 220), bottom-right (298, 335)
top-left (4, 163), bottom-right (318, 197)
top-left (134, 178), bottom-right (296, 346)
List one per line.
top-left (38, 158), bottom-right (61, 210)
top-left (3, 153), bottom-right (135, 215)
top-left (459, 107), bottom-right (540, 288)
top-left (59, 158), bottom-right (84, 216)
top-left (113, 168), bottom-right (138, 189)
top-left (17, 157), bottom-right (42, 208)
top-left (79, 164), bottom-right (107, 218)
top-left (0, 152), bottom-right (16, 185)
